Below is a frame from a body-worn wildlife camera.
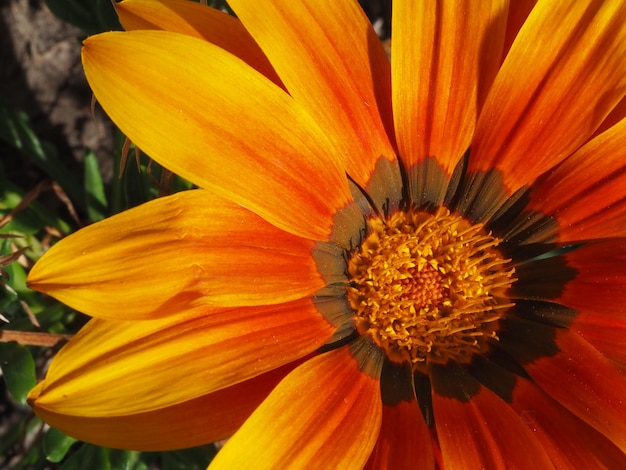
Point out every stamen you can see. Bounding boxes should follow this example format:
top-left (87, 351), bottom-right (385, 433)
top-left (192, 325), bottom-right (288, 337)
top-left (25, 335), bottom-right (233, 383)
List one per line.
top-left (347, 207), bottom-right (515, 372)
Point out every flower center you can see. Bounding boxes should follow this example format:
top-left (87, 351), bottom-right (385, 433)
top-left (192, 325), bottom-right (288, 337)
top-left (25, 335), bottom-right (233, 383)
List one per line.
top-left (347, 207), bottom-right (515, 372)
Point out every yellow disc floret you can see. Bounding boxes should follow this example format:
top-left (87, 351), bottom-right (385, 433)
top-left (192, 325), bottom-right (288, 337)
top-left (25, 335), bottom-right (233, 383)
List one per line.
top-left (347, 207), bottom-right (515, 371)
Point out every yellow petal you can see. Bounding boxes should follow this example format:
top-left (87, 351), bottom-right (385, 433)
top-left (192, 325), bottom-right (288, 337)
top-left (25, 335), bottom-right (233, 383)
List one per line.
top-left (471, 0), bottom-right (626, 193)
top-left (392, 0), bottom-right (508, 184)
top-left (28, 298), bottom-right (334, 416)
top-left (28, 191), bottom-right (325, 319)
top-left (82, 30), bottom-right (352, 241)
top-left (117, 0), bottom-right (281, 84)
top-left (210, 346), bottom-right (382, 469)
top-left (227, 0), bottom-right (396, 188)
top-left (30, 362), bottom-right (298, 450)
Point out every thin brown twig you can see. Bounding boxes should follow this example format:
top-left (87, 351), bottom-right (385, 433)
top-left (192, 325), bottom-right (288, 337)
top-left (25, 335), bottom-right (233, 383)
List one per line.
top-left (0, 330), bottom-right (72, 347)
top-left (0, 180), bottom-right (80, 228)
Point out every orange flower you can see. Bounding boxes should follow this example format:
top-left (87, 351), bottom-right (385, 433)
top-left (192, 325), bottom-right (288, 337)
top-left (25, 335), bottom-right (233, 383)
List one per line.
top-left (27, 0), bottom-right (626, 467)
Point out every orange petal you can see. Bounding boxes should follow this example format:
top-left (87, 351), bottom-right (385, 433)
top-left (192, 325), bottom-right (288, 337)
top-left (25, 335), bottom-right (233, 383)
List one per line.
top-left (28, 298), bottom-right (334, 416)
top-left (524, 328), bottom-right (626, 451)
top-left (471, 0), bottom-right (626, 194)
top-left (431, 365), bottom-right (553, 468)
top-left (392, 0), bottom-right (508, 179)
top-left (226, 0), bottom-right (396, 188)
top-left (527, 117), bottom-right (626, 241)
top-left (553, 239), bottom-right (626, 361)
top-left (502, 0), bottom-right (537, 57)
top-left (27, 191), bottom-right (325, 318)
top-left (512, 373), bottom-right (626, 468)
top-left (116, 0), bottom-right (281, 84)
top-left (82, 31), bottom-right (352, 240)
top-left (365, 362), bottom-right (434, 469)
top-left (557, 239), bottom-right (626, 320)
top-left (209, 346), bottom-right (383, 469)
top-left (30, 361), bottom-right (300, 451)
top-left (595, 93), bottom-right (626, 136)
top-left (364, 401), bottom-right (434, 470)
top-left (572, 315), bottom-right (626, 363)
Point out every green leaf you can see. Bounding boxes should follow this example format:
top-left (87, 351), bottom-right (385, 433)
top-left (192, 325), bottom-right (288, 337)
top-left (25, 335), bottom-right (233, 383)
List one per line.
top-left (43, 427), bottom-right (78, 463)
top-left (0, 342), bottom-right (36, 404)
top-left (1, 241), bottom-right (28, 294)
top-left (109, 449), bottom-right (142, 470)
top-left (0, 98), bottom-right (46, 160)
top-left (0, 97), bottom-right (84, 208)
top-left (161, 446), bottom-right (216, 470)
top-left (112, 147), bottom-right (159, 214)
top-left (6, 418), bottom-right (49, 470)
top-left (84, 150), bottom-right (108, 222)
top-left (60, 444), bottom-right (111, 470)
top-left (0, 163), bottom-right (73, 238)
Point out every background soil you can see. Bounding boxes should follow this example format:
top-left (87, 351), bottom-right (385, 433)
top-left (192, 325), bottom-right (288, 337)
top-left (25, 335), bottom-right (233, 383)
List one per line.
top-left (1, 0), bottom-right (117, 188)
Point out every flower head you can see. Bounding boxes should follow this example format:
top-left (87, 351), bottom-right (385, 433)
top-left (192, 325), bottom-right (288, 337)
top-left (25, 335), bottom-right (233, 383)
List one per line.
top-left (27, 0), bottom-right (626, 467)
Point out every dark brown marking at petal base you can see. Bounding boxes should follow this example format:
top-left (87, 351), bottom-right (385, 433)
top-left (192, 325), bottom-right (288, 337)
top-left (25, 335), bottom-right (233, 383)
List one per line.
top-left (443, 148), bottom-right (469, 208)
top-left (405, 156), bottom-right (451, 209)
top-left (511, 254), bottom-right (578, 301)
top-left (499, 210), bottom-right (560, 245)
top-left (506, 299), bottom-right (578, 328)
top-left (452, 170), bottom-right (518, 223)
top-left (500, 241), bottom-right (560, 263)
top-left (496, 315), bottom-right (560, 364)
top-left (432, 150), bottom-right (560, 246)
top-left (380, 360), bottom-right (415, 406)
top-left (484, 347), bottom-right (531, 381)
top-left (326, 199), bottom-right (367, 250)
top-left (468, 355), bottom-right (517, 403)
top-left (414, 372), bottom-right (435, 427)
top-left (362, 156), bottom-right (405, 217)
top-left (348, 336), bottom-right (385, 378)
top-left (311, 288), bottom-right (355, 343)
top-left (429, 362), bottom-right (481, 402)
top-left (311, 242), bottom-right (348, 285)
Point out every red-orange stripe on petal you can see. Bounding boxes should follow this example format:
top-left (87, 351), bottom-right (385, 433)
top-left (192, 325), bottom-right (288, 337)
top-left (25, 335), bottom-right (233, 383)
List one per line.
top-left (472, 0), bottom-right (626, 193)
top-left (431, 367), bottom-right (553, 469)
top-left (82, 31), bottom-right (352, 241)
top-left (227, 0), bottom-right (396, 187)
top-left (28, 298), bottom-right (334, 416)
top-left (30, 360), bottom-right (301, 451)
top-left (209, 347), bottom-right (383, 469)
top-left (502, 0), bottom-right (537, 57)
top-left (116, 0), bottom-right (281, 84)
top-left (511, 378), bottom-right (626, 469)
top-left (594, 93), bottom-right (626, 137)
top-left (527, 118), bottom-right (626, 241)
top-left (573, 314), bottom-right (626, 363)
top-left (524, 329), bottom-right (626, 451)
top-left (392, 0), bottom-right (508, 177)
top-left (27, 191), bottom-right (325, 319)
top-left (364, 400), bottom-right (434, 470)
top-left (558, 239), bottom-right (626, 316)
top-left (550, 239), bottom-right (626, 362)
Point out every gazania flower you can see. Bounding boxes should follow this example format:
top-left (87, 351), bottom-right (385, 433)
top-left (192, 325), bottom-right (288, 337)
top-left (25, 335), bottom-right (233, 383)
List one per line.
top-left (27, 0), bottom-right (626, 467)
